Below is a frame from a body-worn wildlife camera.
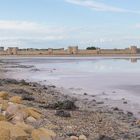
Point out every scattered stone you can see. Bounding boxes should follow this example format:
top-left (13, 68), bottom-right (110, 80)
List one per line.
top-left (0, 127), bottom-right (10, 140)
top-left (20, 79), bottom-right (29, 85)
top-left (6, 104), bottom-right (20, 116)
top-left (10, 88), bottom-right (32, 95)
top-left (1, 100), bottom-right (9, 111)
top-left (84, 93), bottom-right (88, 96)
top-left (91, 95), bottom-right (96, 97)
top-left (66, 133), bottom-right (77, 137)
top-left (113, 107), bottom-right (119, 111)
top-left (24, 107), bottom-right (42, 119)
top-left (136, 120), bottom-right (140, 125)
top-left (47, 100), bottom-right (77, 110)
top-left (0, 114), bottom-right (6, 121)
top-left (22, 95), bottom-right (35, 101)
top-left (0, 79), bottom-right (19, 85)
top-left (97, 135), bottom-right (115, 140)
top-left (0, 121), bottom-right (29, 140)
top-left (79, 135), bottom-right (87, 140)
top-left (9, 96), bottom-right (22, 104)
top-left (127, 111), bottom-right (133, 117)
top-left (70, 136), bottom-right (79, 140)
top-left (31, 128), bottom-right (56, 140)
top-left (12, 110), bottom-right (28, 123)
top-left (15, 122), bottom-right (34, 134)
top-left (55, 110), bottom-right (71, 117)
top-left (0, 91), bottom-right (9, 99)
top-left (123, 101), bottom-right (127, 104)
top-left (48, 85), bottom-right (56, 88)
top-left (0, 78), bottom-right (138, 140)
top-left (96, 101), bottom-right (104, 104)
top-left (26, 116), bottom-right (37, 123)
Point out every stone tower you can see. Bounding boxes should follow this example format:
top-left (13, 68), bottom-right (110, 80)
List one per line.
top-left (7, 47), bottom-right (18, 55)
top-left (48, 48), bottom-right (53, 55)
top-left (130, 46), bottom-right (137, 54)
top-left (67, 46), bottom-right (78, 54)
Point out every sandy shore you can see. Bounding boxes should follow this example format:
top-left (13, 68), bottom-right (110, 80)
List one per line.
top-left (0, 78), bottom-right (140, 140)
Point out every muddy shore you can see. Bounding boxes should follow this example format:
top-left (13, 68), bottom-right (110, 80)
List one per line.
top-left (0, 78), bottom-right (140, 140)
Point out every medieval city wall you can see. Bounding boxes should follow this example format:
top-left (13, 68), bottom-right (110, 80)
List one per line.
top-left (17, 49), bottom-right (69, 55)
top-left (100, 49), bottom-right (132, 54)
top-left (0, 51), bottom-right (7, 55)
top-left (17, 50), bottom-right (50, 55)
top-left (0, 46), bottom-right (138, 56)
top-left (78, 49), bottom-right (98, 55)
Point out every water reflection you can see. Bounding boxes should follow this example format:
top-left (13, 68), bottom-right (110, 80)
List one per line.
top-left (130, 58), bottom-right (137, 63)
top-left (112, 58), bottom-right (139, 63)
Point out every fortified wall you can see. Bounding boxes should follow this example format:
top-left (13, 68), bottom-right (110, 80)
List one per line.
top-left (0, 46), bottom-right (139, 56)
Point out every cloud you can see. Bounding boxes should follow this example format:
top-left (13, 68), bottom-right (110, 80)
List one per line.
top-left (0, 20), bottom-right (139, 49)
top-left (0, 20), bottom-right (93, 48)
top-left (65, 0), bottom-right (140, 14)
top-left (0, 20), bottom-right (68, 37)
top-left (0, 20), bottom-right (72, 47)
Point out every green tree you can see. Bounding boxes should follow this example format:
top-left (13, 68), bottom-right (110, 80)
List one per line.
top-left (86, 46), bottom-right (97, 50)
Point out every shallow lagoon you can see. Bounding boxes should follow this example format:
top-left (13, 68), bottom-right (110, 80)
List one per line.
top-left (1, 57), bottom-right (140, 117)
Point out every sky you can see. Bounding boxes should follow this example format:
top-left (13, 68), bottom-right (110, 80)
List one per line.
top-left (0, 0), bottom-right (140, 49)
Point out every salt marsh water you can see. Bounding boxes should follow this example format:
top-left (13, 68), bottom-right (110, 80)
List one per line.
top-left (1, 57), bottom-right (140, 117)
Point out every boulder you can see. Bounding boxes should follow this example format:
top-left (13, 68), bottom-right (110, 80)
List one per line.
top-left (0, 91), bottom-right (9, 100)
top-left (15, 122), bottom-right (34, 134)
top-left (47, 100), bottom-right (77, 110)
top-left (79, 135), bottom-right (87, 140)
top-left (1, 79), bottom-right (18, 84)
top-left (6, 104), bottom-right (20, 116)
top-left (12, 110), bottom-right (27, 123)
top-left (0, 121), bottom-right (29, 140)
top-left (55, 110), bottom-right (71, 117)
top-left (24, 108), bottom-right (42, 119)
top-left (0, 127), bottom-right (10, 140)
top-left (9, 96), bottom-right (22, 104)
top-left (97, 135), bottom-right (115, 140)
top-left (136, 120), bottom-right (140, 125)
top-left (70, 136), bottom-right (79, 140)
top-left (1, 100), bottom-right (9, 111)
top-left (31, 128), bottom-right (56, 140)
top-left (26, 116), bottom-right (37, 123)
top-left (22, 95), bottom-right (35, 101)
top-left (10, 89), bottom-right (32, 95)
top-left (0, 114), bottom-right (6, 121)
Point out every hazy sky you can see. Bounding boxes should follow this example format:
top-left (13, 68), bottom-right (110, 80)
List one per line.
top-left (0, 0), bottom-right (140, 49)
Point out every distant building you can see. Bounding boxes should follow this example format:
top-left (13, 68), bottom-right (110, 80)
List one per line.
top-left (67, 46), bottom-right (78, 54)
top-left (130, 46), bottom-right (138, 54)
top-left (0, 47), bottom-right (4, 51)
top-left (7, 47), bottom-right (19, 55)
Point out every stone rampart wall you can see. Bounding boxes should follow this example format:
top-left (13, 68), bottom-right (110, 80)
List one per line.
top-left (78, 50), bottom-right (98, 55)
top-left (100, 49), bottom-right (132, 54)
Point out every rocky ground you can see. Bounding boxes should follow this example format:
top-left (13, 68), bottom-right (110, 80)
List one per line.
top-left (0, 79), bottom-right (139, 140)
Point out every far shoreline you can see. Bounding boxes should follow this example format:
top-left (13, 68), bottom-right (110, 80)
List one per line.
top-left (0, 54), bottom-right (140, 58)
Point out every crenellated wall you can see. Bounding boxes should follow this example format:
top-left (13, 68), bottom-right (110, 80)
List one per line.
top-left (0, 45), bottom-right (139, 56)
top-left (100, 49), bottom-right (132, 54)
top-left (78, 49), bottom-right (99, 55)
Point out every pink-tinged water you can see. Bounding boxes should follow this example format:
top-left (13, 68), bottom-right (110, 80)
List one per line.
top-left (1, 57), bottom-right (140, 117)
